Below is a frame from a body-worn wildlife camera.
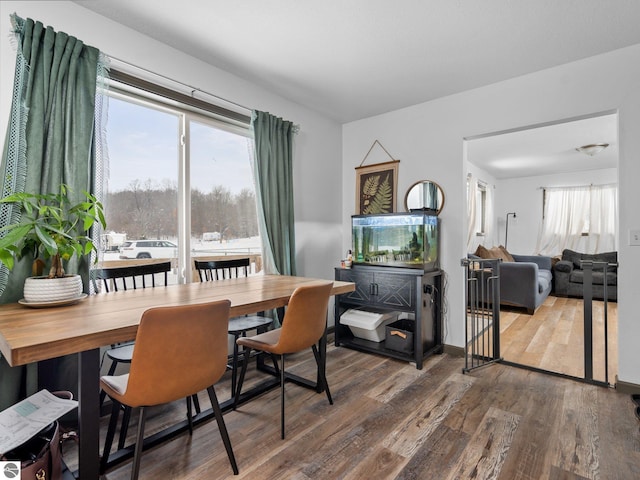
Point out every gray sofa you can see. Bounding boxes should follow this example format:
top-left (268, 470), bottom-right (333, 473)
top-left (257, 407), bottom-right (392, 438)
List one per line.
top-left (469, 253), bottom-right (553, 314)
top-left (554, 249), bottom-right (617, 301)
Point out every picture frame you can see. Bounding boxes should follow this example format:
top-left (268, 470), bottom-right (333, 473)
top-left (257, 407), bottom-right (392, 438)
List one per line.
top-left (355, 160), bottom-right (399, 214)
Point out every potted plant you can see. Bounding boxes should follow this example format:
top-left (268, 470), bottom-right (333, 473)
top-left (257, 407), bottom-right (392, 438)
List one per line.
top-left (0, 184), bottom-right (106, 303)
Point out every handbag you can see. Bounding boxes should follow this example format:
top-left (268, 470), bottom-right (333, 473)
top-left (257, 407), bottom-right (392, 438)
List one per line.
top-left (0, 391), bottom-right (71, 480)
top-left (1, 421), bottom-right (62, 480)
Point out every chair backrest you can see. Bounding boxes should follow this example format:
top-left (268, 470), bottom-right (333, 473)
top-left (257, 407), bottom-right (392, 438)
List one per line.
top-left (276, 282), bottom-right (333, 354)
top-left (194, 258), bottom-right (251, 282)
top-left (124, 300), bottom-right (231, 407)
top-left (92, 262), bottom-right (171, 292)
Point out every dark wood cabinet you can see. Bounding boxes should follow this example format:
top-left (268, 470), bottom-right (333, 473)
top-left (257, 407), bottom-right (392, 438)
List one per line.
top-left (334, 265), bottom-right (442, 369)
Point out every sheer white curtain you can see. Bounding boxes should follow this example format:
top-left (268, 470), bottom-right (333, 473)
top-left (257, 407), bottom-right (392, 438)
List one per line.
top-left (536, 184), bottom-right (617, 255)
top-left (588, 184), bottom-right (617, 252)
top-left (467, 174), bottom-right (477, 250)
top-left (484, 183), bottom-right (495, 247)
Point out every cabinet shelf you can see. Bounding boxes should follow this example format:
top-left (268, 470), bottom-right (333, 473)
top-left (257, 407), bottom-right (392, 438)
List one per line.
top-left (336, 332), bottom-right (443, 364)
top-left (334, 265), bottom-right (443, 369)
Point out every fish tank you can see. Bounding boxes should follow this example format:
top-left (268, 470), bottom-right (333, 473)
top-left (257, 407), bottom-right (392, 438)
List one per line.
top-left (351, 213), bottom-right (439, 270)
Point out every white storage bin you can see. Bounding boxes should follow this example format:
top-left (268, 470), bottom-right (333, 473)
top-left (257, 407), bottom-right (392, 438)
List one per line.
top-left (340, 308), bottom-right (398, 342)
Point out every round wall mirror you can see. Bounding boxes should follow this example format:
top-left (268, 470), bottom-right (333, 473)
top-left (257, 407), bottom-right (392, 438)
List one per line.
top-left (404, 180), bottom-right (445, 215)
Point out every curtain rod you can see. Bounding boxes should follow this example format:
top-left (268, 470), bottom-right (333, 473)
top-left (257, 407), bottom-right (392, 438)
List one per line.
top-left (538, 182), bottom-right (617, 190)
top-left (106, 54), bottom-right (253, 115)
top-left (467, 173), bottom-right (492, 187)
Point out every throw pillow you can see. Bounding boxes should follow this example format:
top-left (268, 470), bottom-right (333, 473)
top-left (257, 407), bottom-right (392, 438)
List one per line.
top-left (474, 245), bottom-right (491, 259)
top-left (488, 246), bottom-right (511, 262)
top-left (498, 245), bottom-right (515, 262)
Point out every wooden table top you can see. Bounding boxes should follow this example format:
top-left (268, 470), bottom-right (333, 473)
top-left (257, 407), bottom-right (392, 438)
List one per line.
top-left (0, 275), bottom-right (355, 367)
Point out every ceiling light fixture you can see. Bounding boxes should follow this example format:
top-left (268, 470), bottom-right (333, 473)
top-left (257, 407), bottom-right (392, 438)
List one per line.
top-left (575, 143), bottom-right (609, 156)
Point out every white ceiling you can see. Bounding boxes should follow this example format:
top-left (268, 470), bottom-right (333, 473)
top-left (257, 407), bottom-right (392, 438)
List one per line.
top-left (74, 0), bottom-right (640, 123)
top-left (73, 0), bottom-right (636, 178)
top-left (467, 114), bottom-right (618, 179)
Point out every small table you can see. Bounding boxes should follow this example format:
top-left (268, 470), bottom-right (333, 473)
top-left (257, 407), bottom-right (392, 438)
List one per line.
top-left (0, 275), bottom-right (355, 480)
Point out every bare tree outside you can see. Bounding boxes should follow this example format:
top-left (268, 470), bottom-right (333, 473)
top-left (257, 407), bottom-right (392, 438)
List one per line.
top-left (104, 180), bottom-right (257, 241)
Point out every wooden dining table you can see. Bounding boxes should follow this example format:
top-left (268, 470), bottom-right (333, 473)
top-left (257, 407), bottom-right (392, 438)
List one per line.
top-left (0, 274), bottom-right (355, 480)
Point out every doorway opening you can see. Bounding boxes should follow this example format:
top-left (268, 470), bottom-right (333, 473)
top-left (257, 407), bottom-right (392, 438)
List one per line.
top-left (464, 112), bottom-right (619, 385)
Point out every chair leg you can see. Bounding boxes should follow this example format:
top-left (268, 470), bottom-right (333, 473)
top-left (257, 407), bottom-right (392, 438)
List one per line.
top-left (100, 398), bottom-right (122, 474)
top-left (270, 353), bottom-right (280, 376)
top-left (207, 386), bottom-right (239, 475)
top-left (131, 406), bottom-right (147, 480)
top-left (186, 396), bottom-right (193, 435)
top-left (118, 406), bottom-right (132, 449)
top-left (312, 344), bottom-right (333, 405)
top-left (231, 333), bottom-right (241, 398)
top-left (233, 347), bottom-right (251, 408)
top-left (192, 394), bottom-right (201, 414)
top-left (280, 353), bottom-right (286, 439)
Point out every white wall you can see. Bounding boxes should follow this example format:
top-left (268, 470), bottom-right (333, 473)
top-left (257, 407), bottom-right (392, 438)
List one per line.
top-left (493, 168), bottom-right (618, 255)
top-left (0, 1), bottom-right (344, 288)
top-left (343, 44), bottom-right (640, 386)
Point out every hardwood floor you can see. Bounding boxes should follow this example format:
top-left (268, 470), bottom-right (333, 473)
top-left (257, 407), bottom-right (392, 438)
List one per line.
top-left (500, 295), bottom-right (618, 382)
top-left (69, 335), bottom-right (639, 479)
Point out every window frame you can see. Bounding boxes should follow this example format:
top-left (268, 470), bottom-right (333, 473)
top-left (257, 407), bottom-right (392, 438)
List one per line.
top-left (102, 75), bottom-right (256, 284)
top-left (475, 182), bottom-right (487, 236)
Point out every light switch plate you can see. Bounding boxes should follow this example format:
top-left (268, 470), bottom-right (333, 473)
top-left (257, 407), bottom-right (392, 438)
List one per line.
top-left (630, 229), bottom-right (640, 246)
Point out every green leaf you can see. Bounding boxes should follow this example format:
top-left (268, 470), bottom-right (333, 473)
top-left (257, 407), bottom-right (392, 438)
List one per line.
top-left (0, 224), bottom-right (32, 249)
top-left (0, 250), bottom-right (15, 270)
top-left (83, 211), bottom-right (94, 231)
top-left (97, 208), bottom-right (106, 229)
top-left (72, 243), bottom-right (84, 258)
top-left (34, 225), bottom-right (58, 256)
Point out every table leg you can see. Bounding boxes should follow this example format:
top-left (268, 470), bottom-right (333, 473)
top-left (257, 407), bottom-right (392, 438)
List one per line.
top-left (78, 349), bottom-right (100, 480)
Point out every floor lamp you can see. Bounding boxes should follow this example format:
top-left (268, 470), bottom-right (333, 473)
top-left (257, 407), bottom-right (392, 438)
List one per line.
top-left (505, 212), bottom-right (516, 249)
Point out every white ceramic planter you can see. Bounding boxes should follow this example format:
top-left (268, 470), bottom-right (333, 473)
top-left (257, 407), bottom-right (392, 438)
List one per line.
top-left (23, 274), bottom-right (83, 303)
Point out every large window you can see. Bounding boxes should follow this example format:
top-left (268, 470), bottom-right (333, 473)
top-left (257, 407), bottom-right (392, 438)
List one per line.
top-left (100, 82), bottom-right (259, 284)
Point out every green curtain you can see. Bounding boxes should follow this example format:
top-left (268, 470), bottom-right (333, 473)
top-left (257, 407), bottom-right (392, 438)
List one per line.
top-left (252, 110), bottom-right (297, 276)
top-left (0, 14), bottom-right (106, 410)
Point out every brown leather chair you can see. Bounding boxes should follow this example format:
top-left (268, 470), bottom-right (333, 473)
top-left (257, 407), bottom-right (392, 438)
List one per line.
top-left (233, 282), bottom-right (334, 439)
top-left (100, 300), bottom-right (239, 479)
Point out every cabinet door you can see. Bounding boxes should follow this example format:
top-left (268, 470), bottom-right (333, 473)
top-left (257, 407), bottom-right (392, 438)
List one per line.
top-left (374, 272), bottom-right (416, 310)
top-left (335, 269), bottom-right (373, 305)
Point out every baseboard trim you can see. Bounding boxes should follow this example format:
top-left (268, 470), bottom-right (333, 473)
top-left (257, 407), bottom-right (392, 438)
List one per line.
top-left (443, 344), bottom-right (465, 357)
top-left (614, 376), bottom-right (640, 394)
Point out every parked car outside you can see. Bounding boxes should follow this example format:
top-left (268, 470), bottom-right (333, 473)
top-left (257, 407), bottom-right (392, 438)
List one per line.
top-left (119, 240), bottom-right (178, 259)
